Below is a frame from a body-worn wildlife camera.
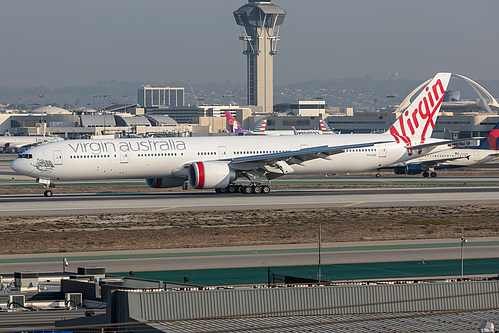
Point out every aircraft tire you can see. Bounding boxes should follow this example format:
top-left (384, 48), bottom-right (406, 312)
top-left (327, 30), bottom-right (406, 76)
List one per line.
top-left (422, 171), bottom-right (430, 177)
top-left (262, 185), bottom-right (271, 194)
top-left (228, 185), bottom-right (237, 193)
top-left (219, 187), bottom-right (228, 193)
top-left (252, 185), bottom-right (262, 194)
top-left (44, 189), bottom-right (53, 197)
top-left (215, 188), bottom-right (222, 194)
top-left (241, 186), bottom-right (252, 194)
top-left (430, 172), bottom-right (437, 178)
top-left (375, 173), bottom-right (381, 178)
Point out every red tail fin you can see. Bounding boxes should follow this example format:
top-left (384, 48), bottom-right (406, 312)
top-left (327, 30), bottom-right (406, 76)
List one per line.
top-left (387, 73), bottom-right (451, 146)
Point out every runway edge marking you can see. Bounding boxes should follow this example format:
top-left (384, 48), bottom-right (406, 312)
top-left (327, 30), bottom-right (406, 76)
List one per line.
top-left (343, 202), bottom-right (364, 207)
top-left (151, 206), bottom-right (179, 212)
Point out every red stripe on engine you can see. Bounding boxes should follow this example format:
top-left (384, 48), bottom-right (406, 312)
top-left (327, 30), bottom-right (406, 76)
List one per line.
top-left (196, 162), bottom-right (205, 189)
top-left (154, 178), bottom-right (162, 188)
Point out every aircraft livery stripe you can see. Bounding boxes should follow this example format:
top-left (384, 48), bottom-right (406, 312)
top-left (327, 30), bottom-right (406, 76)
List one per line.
top-left (196, 162), bottom-right (205, 189)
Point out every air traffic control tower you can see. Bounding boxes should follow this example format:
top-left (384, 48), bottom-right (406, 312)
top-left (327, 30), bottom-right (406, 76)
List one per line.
top-left (234, 0), bottom-right (286, 113)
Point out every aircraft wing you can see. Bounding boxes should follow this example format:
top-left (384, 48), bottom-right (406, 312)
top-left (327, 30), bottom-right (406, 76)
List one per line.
top-left (17, 142), bottom-right (40, 149)
top-left (413, 155), bottom-right (471, 169)
top-left (227, 141), bottom-right (390, 176)
top-left (379, 154), bottom-right (470, 171)
top-left (0, 141), bottom-right (25, 149)
top-left (6, 142), bottom-right (34, 149)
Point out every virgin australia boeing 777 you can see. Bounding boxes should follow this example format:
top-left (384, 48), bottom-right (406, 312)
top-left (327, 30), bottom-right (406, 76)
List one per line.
top-left (11, 73), bottom-right (452, 197)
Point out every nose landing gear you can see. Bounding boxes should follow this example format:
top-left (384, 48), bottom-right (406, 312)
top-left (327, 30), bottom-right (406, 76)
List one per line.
top-left (38, 178), bottom-right (55, 197)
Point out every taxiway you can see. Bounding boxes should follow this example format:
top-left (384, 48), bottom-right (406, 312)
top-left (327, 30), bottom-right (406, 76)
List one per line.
top-left (1, 238), bottom-right (498, 274)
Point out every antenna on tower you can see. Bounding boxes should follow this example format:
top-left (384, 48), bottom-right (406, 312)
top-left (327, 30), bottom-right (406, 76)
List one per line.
top-left (188, 82), bottom-right (199, 106)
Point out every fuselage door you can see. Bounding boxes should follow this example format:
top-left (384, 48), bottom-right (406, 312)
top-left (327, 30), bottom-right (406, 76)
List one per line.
top-left (54, 150), bottom-right (63, 165)
top-left (378, 144), bottom-right (387, 158)
top-left (218, 146), bottom-right (227, 159)
top-left (120, 151), bottom-right (129, 164)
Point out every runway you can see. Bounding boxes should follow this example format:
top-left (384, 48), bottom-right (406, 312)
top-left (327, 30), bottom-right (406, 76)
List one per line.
top-left (0, 186), bottom-right (498, 217)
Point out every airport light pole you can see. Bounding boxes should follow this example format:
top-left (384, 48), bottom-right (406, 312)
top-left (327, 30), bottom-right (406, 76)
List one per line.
top-left (315, 97), bottom-right (323, 126)
top-left (223, 95), bottom-right (235, 106)
top-left (461, 229), bottom-right (467, 280)
top-left (318, 223), bottom-right (322, 283)
top-left (95, 95), bottom-right (111, 135)
top-left (38, 95), bottom-right (45, 137)
top-left (122, 95), bottom-right (128, 114)
top-left (63, 258), bottom-right (68, 273)
top-left (28, 103), bottom-right (41, 135)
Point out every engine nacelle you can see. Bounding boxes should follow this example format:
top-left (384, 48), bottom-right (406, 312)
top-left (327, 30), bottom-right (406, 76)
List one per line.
top-left (146, 177), bottom-right (186, 188)
top-left (393, 166), bottom-right (407, 175)
top-left (405, 164), bottom-right (423, 175)
top-left (188, 162), bottom-right (237, 189)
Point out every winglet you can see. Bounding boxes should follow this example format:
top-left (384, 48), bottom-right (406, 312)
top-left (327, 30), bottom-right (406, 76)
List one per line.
top-left (387, 72), bottom-right (452, 146)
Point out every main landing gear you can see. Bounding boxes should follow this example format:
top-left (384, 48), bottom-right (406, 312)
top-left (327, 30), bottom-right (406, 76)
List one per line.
top-left (422, 171), bottom-right (437, 178)
top-left (215, 184), bottom-right (271, 195)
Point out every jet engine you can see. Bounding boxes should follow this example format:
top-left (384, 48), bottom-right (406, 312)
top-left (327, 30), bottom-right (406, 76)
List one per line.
top-left (188, 162), bottom-right (237, 189)
top-left (393, 164), bottom-right (424, 175)
top-left (405, 164), bottom-right (424, 175)
top-left (393, 166), bottom-right (407, 175)
top-left (146, 177), bottom-right (186, 188)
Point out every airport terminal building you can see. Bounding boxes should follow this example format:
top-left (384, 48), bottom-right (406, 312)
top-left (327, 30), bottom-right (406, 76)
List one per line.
top-left (1, 106), bottom-right (498, 147)
top-left (1, 74), bottom-right (499, 145)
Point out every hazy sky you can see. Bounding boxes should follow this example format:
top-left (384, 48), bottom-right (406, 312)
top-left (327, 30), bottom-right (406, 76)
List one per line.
top-left (1, 0), bottom-right (498, 88)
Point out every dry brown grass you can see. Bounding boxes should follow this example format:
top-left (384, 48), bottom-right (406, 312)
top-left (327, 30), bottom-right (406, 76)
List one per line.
top-left (0, 205), bottom-right (497, 254)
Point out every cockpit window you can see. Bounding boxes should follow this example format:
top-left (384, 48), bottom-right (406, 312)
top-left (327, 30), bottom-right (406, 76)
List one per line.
top-left (18, 154), bottom-right (33, 159)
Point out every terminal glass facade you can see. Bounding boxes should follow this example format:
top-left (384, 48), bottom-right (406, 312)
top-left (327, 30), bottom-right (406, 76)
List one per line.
top-left (138, 87), bottom-right (184, 108)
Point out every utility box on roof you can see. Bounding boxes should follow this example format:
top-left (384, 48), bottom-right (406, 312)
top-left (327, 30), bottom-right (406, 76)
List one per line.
top-left (78, 267), bottom-right (106, 279)
top-left (14, 272), bottom-right (38, 291)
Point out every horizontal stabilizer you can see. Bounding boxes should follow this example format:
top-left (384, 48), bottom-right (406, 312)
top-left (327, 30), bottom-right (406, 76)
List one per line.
top-left (404, 137), bottom-right (484, 150)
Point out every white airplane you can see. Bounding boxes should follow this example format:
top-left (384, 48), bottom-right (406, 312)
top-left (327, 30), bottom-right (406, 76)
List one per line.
top-left (11, 73), bottom-right (453, 197)
top-left (0, 135), bottom-right (63, 149)
top-left (380, 122), bottom-right (499, 177)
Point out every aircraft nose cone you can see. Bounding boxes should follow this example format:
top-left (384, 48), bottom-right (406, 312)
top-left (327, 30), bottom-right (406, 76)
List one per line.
top-left (10, 158), bottom-right (26, 174)
top-left (10, 158), bottom-right (20, 172)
